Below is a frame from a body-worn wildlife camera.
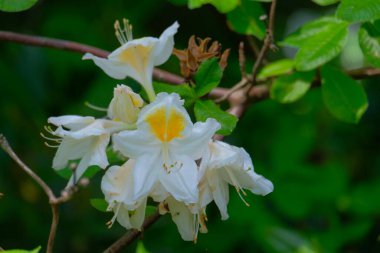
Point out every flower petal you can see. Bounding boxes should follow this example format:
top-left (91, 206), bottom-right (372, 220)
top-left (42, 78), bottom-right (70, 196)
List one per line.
top-left (82, 53), bottom-right (131, 80)
top-left (166, 197), bottom-right (196, 241)
top-left (207, 173), bottom-right (229, 220)
top-left (48, 115), bottom-right (95, 131)
top-left (113, 129), bottom-right (159, 158)
top-left (129, 153), bottom-right (161, 202)
top-left (172, 118), bottom-right (221, 160)
top-left (159, 154), bottom-right (198, 204)
top-left (153, 21), bottom-right (179, 66)
top-left (129, 198), bottom-right (147, 230)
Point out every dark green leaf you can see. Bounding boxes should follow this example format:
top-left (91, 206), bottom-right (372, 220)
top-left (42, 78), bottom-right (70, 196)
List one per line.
top-left (194, 58), bottom-right (223, 97)
top-left (153, 82), bottom-right (197, 107)
top-left (0, 0), bottom-right (37, 12)
top-left (194, 100), bottom-right (238, 135)
top-left (227, 0), bottom-right (266, 40)
top-left (336, 0), bottom-right (380, 23)
top-left (311, 0), bottom-right (339, 6)
top-left (2, 246), bottom-right (41, 253)
top-left (145, 205), bottom-right (157, 217)
top-left (270, 71), bottom-right (315, 103)
top-left (321, 66), bottom-right (368, 123)
top-left (188, 0), bottom-right (238, 13)
top-left (290, 18), bottom-right (349, 71)
top-left (90, 198), bottom-right (108, 212)
top-left (257, 59), bottom-right (294, 80)
top-left (166, 0), bottom-right (187, 5)
top-left (359, 22), bottom-right (380, 68)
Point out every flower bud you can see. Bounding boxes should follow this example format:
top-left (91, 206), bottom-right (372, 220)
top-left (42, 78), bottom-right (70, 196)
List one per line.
top-left (108, 84), bottom-right (143, 124)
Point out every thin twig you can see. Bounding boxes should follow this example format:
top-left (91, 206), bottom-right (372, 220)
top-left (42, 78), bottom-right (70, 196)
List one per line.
top-left (0, 134), bottom-right (79, 253)
top-left (250, 0), bottom-right (277, 84)
top-left (103, 210), bottom-right (161, 253)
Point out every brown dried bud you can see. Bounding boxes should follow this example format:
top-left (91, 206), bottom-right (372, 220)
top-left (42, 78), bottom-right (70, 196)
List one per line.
top-left (173, 35), bottom-right (230, 81)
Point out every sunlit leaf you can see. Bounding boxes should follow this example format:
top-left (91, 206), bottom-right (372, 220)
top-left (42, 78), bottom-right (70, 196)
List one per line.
top-left (194, 58), bottom-right (223, 97)
top-left (227, 0), bottom-right (266, 40)
top-left (270, 71), bottom-right (315, 103)
top-left (188, 0), bottom-right (238, 13)
top-left (321, 66), bottom-right (368, 123)
top-left (336, 0), bottom-right (380, 23)
top-left (359, 21), bottom-right (380, 68)
top-left (311, 0), bottom-right (339, 6)
top-left (2, 246), bottom-right (41, 253)
top-left (194, 100), bottom-right (238, 135)
top-left (0, 0), bottom-right (37, 12)
top-left (257, 59), bottom-right (294, 80)
top-left (290, 18), bottom-right (349, 71)
top-left (90, 198), bottom-right (108, 212)
top-left (136, 241), bottom-right (150, 253)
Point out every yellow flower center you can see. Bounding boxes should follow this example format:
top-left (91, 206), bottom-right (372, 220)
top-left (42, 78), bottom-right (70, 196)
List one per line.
top-left (145, 106), bottom-right (185, 142)
top-left (119, 45), bottom-right (153, 75)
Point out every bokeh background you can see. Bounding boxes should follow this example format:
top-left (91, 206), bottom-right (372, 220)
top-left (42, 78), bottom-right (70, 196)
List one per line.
top-left (1, 0), bottom-right (380, 252)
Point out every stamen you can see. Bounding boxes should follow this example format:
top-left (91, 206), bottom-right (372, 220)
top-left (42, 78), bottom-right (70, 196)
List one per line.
top-left (44, 125), bottom-right (55, 135)
top-left (114, 20), bottom-right (128, 45)
top-left (123, 18), bottom-right (133, 41)
top-left (194, 213), bottom-right (199, 243)
top-left (84, 102), bottom-right (108, 112)
top-left (226, 169), bottom-right (250, 207)
top-left (44, 142), bottom-right (60, 148)
top-left (40, 132), bottom-right (61, 142)
top-left (114, 19), bottom-right (134, 45)
top-left (107, 202), bottom-right (122, 228)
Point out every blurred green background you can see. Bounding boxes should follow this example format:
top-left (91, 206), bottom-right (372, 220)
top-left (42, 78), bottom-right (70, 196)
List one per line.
top-left (1, 0), bottom-right (380, 252)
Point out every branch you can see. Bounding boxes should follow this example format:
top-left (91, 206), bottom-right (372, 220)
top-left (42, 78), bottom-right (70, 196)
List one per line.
top-left (0, 134), bottom-right (79, 253)
top-left (0, 31), bottom-right (184, 85)
top-left (103, 210), bottom-right (161, 253)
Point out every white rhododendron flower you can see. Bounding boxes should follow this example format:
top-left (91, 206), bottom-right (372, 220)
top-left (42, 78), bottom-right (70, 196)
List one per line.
top-left (83, 20), bottom-right (179, 102)
top-left (199, 141), bottom-right (274, 220)
top-left (46, 116), bottom-right (126, 186)
top-left (113, 92), bottom-right (221, 205)
top-left (45, 84), bottom-right (141, 186)
top-left (107, 84), bottom-right (144, 124)
top-left (101, 160), bottom-right (147, 230)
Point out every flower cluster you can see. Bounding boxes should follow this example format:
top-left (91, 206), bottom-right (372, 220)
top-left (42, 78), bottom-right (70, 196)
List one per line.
top-left (45, 20), bottom-right (273, 241)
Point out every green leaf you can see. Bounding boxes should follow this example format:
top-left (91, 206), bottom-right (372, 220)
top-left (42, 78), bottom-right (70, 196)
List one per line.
top-left (282, 17), bottom-right (345, 47)
top-left (90, 198), bottom-right (108, 212)
top-left (311, 0), bottom-right (339, 6)
top-left (188, 0), bottom-right (238, 13)
top-left (270, 71), bottom-right (315, 103)
top-left (321, 66), bottom-right (368, 123)
top-left (336, 0), bottom-right (380, 23)
top-left (257, 59), bottom-right (294, 80)
top-left (359, 22), bottom-right (380, 68)
top-left (136, 241), bottom-right (150, 253)
top-left (0, 0), bottom-right (37, 12)
top-left (2, 246), bottom-right (41, 253)
top-left (194, 58), bottom-right (223, 97)
top-left (227, 0), bottom-right (266, 40)
top-left (153, 82), bottom-right (197, 107)
top-left (287, 18), bottom-right (349, 71)
top-left (194, 100), bottom-right (238, 135)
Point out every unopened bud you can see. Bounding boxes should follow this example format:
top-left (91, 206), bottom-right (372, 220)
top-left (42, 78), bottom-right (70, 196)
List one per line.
top-left (108, 84), bottom-right (143, 124)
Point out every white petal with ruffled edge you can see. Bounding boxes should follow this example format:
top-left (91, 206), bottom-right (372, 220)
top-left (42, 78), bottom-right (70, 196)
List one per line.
top-left (166, 197), bottom-right (196, 241)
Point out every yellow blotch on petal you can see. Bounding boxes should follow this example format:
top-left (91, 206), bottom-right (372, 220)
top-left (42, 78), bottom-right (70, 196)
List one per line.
top-left (118, 45), bottom-right (153, 74)
top-left (146, 107), bottom-right (185, 142)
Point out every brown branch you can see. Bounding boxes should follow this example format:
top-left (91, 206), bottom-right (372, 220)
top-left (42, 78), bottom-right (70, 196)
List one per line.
top-left (103, 210), bottom-right (161, 253)
top-left (0, 246), bottom-right (4, 251)
top-left (0, 31), bottom-right (184, 85)
top-left (0, 134), bottom-right (79, 253)
top-left (250, 0), bottom-right (277, 84)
